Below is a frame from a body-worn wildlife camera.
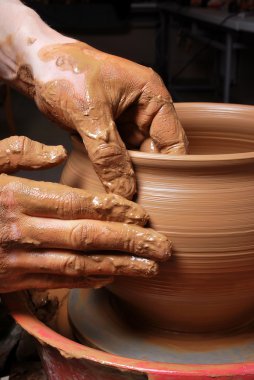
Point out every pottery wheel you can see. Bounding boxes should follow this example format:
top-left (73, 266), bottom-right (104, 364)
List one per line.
top-left (68, 288), bottom-right (254, 365)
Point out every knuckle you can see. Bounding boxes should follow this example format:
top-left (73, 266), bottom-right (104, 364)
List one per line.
top-left (63, 255), bottom-right (84, 274)
top-left (145, 67), bottom-right (161, 83)
top-left (70, 223), bottom-right (93, 250)
top-left (0, 182), bottom-right (21, 219)
top-left (144, 68), bottom-right (171, 101)
top-left (0, 188), bottom-right (21, 248)
top-left (148, 68), bottom-right (164, 85)
top-left (0, 222), bottom-right (21, 247)
top-left (8, 136), bottom-right (29, 155)
top-left (57, 192), bottom-right (81, 218)
top-left (91, 143), bottom-right (123, 167)
top-left (1, 178), bottom-right (23, 199)
top-left (110, 224), bottom-right (132, 252)
top-left (97, 194), bottom-right (118, 210)
top-left (0, 137), bottom-right (30, 172)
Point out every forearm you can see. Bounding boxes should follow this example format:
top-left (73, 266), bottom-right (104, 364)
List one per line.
top-left (0, 0), bottom-right (73, 88)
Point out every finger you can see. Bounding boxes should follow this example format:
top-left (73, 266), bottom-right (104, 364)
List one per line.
top-left (77, 115), bottom-right (136, 200)
top-left (2, 175), bottom-right (148, 225)
top-left (36, 78), bottom-right (136, 199)
top-left (21, 218), bottom-right (171, 261)
top-left (7, 250), bottom-right (158, 277)
top-left (0, 136), bottom-right (67, 173)
top-left (119, 98), bottom-right (188, 154)
top-left (125, 98), bottom-right (188, 154)
top-left (127, 70), bottom-right (188, 154)
top-left (150, 102), bottom-right (188, 155)
top-left (140, 138), bottom-right (160, 153)
top-left (1, 274), bottom-right (112, 292)
top-left (118, 99), bottom-right (159, 137)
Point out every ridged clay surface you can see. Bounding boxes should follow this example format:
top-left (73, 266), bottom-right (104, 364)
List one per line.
top-left (61, 103), bottom-right (254, 333)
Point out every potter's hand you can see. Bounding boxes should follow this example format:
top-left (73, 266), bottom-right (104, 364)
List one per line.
top-left (32, 43), bottom-right (188, 200)
top-left (0, 2), bottom-right (188, 199)
top-left (0, 136), bottom-right (170, 293)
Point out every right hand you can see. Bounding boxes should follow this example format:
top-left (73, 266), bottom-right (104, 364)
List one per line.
top-left (0, 136), bottom-right (171, 293)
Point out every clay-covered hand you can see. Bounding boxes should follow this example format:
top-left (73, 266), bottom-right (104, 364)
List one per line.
top-left (32, 42), bottom-right (188, 200)
top-left (0, 136), bottom-right (171, 293)
top-left (33, 43), bottom-right (188, 200)
top-left (0, 2), bottom-right (188, 199)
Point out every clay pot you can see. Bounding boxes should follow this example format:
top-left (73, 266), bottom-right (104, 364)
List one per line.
top-left (61, 103), bottom-right (254, 333)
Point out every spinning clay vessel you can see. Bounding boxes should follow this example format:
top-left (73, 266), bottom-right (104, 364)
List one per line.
top-left (61, 103), bottom-right (254, 333)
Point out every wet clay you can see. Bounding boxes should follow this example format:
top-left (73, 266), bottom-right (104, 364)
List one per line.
top-left (0, 135), bottom-right (66, 171)
top-left (38, 42), bottom-right (101, 74)
top-left (15, 64), bottom-right (35, 98)
top-left (61, 103), bottom-right (254, 333)
top-left (61, 254), bottom-right (158, 277)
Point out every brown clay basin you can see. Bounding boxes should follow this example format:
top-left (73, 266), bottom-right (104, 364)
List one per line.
top-left (61, 102), bottom-right (254, 333)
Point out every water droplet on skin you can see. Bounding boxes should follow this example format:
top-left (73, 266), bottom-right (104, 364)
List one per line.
top-left (73, 65), bottom-right (80, 74)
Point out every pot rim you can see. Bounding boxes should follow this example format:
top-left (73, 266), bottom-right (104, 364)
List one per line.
top-left (72, 102), bottom-right (254, 168)
top-left (3, 291), bottom-right (254, 377)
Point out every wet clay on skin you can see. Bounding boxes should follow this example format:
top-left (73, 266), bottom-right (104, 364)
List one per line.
top-left (0, 37), bottom-right (184, 289)
top-left (61, 103), bottom-right (254, 334)
top-left (7, 40), bottom-right (188, 199)
top-left (2, 40), bottom-right (134, 199)
top-left (35, 78), bottom-right (136, 200)
top-left (30, 42), bottom-right (135, 199)
top-left (0, 171), bottom-right (171, 292)
top-left (37, 43), bottom-right (153, 198)
top-left (0, 136), bottom-right (66, 171)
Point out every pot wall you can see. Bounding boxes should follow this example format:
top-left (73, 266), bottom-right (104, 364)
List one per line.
top-left (61, 103), bottom-right (254, 333)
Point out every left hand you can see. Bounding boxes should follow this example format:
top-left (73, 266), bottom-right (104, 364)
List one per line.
top-left (0, 136), bottom-right (170, 293)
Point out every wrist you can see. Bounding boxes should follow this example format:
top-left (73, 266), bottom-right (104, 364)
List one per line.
top-left (0, 1), bottom-right (36, 80)
top-left (16, 12), bottom-right (75, 79)
top-left (0, 1), bottom-right (74, 82)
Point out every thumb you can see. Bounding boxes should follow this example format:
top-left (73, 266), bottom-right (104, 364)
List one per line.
top-left (0, 136), bottom-right (67, 173)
